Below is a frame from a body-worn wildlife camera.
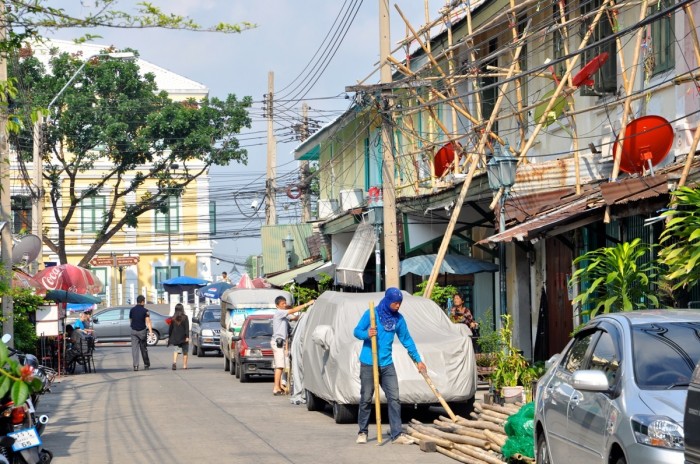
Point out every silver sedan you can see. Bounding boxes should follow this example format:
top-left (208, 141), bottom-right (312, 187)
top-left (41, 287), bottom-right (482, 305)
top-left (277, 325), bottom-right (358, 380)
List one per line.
top-left (535, 310), bottom-right (700, 464)
top-left (91, 306), bottom-right (170, 346)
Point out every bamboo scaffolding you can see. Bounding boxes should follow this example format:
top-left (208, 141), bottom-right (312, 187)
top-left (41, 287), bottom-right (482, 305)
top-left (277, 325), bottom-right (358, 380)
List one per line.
top-left (508, 0), bottom-right (527, 149)
top-left (606, 0), bottom-right (650, 222)
top-left (423, 19), bottom-right (531, 298)
top-left (518, 0), bottom-right (611, 166)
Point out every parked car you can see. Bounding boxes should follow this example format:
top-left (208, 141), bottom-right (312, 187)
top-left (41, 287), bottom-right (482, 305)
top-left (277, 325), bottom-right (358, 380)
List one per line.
top-left (231, 314), bottom-right (274, 382)
top-left (535, 310), bottom-right (700, 464)
top-left (294, 291), bottom-right (477, 424)
top-left (91, 306), bottom-right (170, 346)
top-left (219, 288), bottom-right (292, 374)
top-left (191, 305), bottom-right (222, 357)
top-left (686, 361), bottom-right (700, 463)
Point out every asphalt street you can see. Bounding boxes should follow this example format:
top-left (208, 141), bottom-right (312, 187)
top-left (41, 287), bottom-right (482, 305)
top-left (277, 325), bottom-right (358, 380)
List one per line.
top-left (36, 344), bottom-right (460, 464)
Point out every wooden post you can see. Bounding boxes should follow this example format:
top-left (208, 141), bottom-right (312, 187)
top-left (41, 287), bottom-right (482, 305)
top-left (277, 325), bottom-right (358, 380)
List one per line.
top-left (424, 21), bottom-right (531, 298)
top-left (605, 0), bottom-right (649, 222)
top-left (369, 301), bottom-right (382, 443)
top-left (683, 3), bottom-right (700, 65)
top-left (678, 124), bottom-right (700, 188)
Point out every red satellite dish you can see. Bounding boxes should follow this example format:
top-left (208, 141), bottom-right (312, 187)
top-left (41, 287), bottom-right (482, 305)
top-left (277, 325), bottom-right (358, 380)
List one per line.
top-left (612, 115), bottom-right (674, 174)
top-left (572, 52), bottom-right (609, 88)
top-left (434, 142), bottom-right (460, 177)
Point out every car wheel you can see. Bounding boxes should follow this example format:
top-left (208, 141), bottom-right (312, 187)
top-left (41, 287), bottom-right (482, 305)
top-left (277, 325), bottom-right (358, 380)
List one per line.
top-left (197, 346), bottom-right (205, 358)
top-left (234, 360), bottom-right (240, 378)
top-left (192, 343), bottom-right (198, 356)
top-left (239, 364), bottom-right (249, 383)
top-left (613, 457), bottom-right (627, 464)
top-left (306, 390), bottom-right (325, 412)
top-left (448, 399), bottom-right (473, 418)
top-left (536, 433), bottom-right (551, 464)
top-left (332, 403), bottom-right (357, 424)
top-left (224, 356), bottom-right (230, 372)
top-left (217, 350), bottom-right (223, 357)
top-left (146, 331), bottom-right (159, 346)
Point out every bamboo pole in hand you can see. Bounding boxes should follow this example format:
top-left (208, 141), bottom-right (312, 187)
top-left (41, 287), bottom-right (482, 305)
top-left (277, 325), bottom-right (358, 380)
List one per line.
top-left (369, 301), bottom-right (382, 443)
top-left (418, 367), bottom-right (458, 421)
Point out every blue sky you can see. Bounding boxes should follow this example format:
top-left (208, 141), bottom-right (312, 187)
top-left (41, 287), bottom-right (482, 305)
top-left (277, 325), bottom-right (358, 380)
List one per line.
top-left (49, 1), bottom-right (427, 276)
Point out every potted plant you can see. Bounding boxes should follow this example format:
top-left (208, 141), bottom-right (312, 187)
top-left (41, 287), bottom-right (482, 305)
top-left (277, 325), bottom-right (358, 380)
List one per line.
top-left (475, 310), bottom-right (500, 378)
top-left (491, 314), bottom-right (529, 403)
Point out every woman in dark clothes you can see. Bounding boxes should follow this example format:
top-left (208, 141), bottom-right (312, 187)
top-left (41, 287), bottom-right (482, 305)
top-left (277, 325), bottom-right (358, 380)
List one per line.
top-left (168, 303), bottom-right (190, 370)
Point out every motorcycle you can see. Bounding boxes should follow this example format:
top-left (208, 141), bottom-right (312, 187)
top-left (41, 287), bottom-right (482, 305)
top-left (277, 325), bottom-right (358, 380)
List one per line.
top-left (0, 335), bottom-right (53, 463)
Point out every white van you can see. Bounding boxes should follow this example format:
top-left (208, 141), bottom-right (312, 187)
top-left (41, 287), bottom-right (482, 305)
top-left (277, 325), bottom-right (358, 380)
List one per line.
top-left (219, 288), bottom-right (293, 375)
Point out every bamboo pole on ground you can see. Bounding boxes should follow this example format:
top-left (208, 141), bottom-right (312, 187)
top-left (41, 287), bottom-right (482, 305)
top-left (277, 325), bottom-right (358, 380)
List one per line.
top-left (423, 20), bottom-right (531, 298)
top-left (406, 425), bottom-right (454, 448)
top-left (369, 301), bottom-right (382, 443)
top-left (453, 444), bottom-right (506, 464)
top-left (437, 446), bottom-right (492, 464)
top-left (517, 0), bottom-right (610, 164)
top-left (606, 0), bottom-right (650, 222)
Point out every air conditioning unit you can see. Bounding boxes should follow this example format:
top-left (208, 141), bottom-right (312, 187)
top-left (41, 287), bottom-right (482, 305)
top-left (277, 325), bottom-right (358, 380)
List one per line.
top-left (340, 189), bottom-right (364, 211)
top-left (318, 199), bottom-right (340, 219)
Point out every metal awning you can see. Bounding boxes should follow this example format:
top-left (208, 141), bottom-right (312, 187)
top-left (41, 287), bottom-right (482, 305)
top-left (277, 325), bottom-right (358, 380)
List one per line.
top-left (335, 222), bottom-right (377, 288)
top-left (267, 261), bottom-right (326, 287)
top-left (295, 261), bottom-right (336, 284)
top-left (478, 196), bottom-right (605, 245)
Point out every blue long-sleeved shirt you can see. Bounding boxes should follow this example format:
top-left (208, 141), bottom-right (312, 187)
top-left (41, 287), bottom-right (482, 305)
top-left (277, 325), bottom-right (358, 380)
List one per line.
top-left (353, 309), bottom-right (422, 367)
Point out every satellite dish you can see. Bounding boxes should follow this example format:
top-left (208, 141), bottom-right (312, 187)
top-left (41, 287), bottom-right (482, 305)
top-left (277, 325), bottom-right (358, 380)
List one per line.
top-left (572, 52), bottom-right (609, 88)
top-left (434, 142), bottom-right (460, 177)
top-left (12, 234), bottom-right (42, 267)
top-left (534, 90), bottom-right (568, 127)
top-left (613, 115), bottom-right (674, 175)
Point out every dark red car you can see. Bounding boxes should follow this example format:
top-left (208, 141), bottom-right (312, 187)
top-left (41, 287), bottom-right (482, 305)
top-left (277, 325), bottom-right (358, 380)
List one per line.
top-left (231, 314), bottom-right (274, 382)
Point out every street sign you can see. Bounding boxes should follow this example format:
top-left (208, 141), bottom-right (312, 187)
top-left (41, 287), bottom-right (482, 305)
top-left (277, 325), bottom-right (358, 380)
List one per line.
top-left (89, 256), bottom-right (140, 267)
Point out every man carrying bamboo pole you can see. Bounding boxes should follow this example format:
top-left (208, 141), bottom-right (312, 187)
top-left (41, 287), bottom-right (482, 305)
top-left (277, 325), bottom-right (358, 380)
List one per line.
top-left (353, 288), bottom-right (427, 445)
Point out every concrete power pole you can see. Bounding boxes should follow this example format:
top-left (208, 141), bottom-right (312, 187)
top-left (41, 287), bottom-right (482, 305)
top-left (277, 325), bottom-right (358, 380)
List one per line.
top-left (300, 103), bottom-right (312, 222)
top-left (31, 113), bottom-right (44, 273)
top-left (379, 0), bottom-right (400, 288)
top-left (0, 3), bottom-right (14, 344)
top-left (265, 71), bottom-right (277, 225)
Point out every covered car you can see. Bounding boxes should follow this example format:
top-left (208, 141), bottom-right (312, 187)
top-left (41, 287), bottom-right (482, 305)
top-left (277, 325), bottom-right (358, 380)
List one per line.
top-left (293, 291), bottom-right (477, 423)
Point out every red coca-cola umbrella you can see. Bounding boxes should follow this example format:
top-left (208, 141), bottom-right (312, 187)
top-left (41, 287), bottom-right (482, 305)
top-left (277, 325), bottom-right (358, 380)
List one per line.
top-left (34, 264), bottom-right (103, 295)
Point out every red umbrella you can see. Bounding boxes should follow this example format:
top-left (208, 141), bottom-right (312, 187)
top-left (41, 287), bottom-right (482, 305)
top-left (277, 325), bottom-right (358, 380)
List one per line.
top-left (236, 273), bottom-right (254, 289)
top-left (34, 264), bottom-right (103, 295)
top-left (12, 270), bottom-right (47, 295)
top-left (252, 277), bottom-right (271, 288)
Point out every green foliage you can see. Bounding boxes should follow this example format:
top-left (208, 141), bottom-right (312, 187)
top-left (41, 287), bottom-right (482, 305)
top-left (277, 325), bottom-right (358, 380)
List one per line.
top-left (282, 283), bottom-right (318, 306)
top-left (476, 309), bottom-right (500, 354)
top-left (0, 339), bottom-right (43, 407)
top-left (659, 186), bottom-right (700, 292)
top-left (9, 51), bottom-right (252, 266)
top-left (317, 273), bottom-right (333, 293)
top-left (413, 281), bottom-right (458, 308)
top-left (569, 238), bottom-right (659, 318)
top-left (9, 289), bottom-right (44, 355)
top-left (492, 315), bottom-right (529, 390)
top-left (1, 1), bottom-right (255, 52)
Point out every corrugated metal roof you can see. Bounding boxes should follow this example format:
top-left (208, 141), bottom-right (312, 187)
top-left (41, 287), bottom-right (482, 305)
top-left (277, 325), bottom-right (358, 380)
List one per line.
top-left (261, 224), bottom-right (315, 274)
top-left (267, 261), bottom-right (325, 287)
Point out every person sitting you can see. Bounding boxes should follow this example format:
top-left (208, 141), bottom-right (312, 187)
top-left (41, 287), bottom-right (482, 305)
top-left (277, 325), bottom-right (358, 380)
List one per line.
top-left (450, 293), bottom-right (479, 335)
top-left (73, 312), bottom-right (93, 335)
top-left (65, 325), bottom-right (87, 372)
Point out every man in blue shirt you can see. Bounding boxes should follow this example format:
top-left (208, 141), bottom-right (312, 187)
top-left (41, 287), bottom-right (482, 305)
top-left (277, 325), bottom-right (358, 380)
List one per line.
top-left (353, 287), bottom-right (426, 445)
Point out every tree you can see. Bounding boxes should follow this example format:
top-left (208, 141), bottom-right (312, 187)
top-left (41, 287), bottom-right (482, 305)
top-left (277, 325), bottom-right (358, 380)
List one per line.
top-left (10, 49), bottom-right (252, 266)
top-left (569, 238), bottom-right (659, 317)
top-left (1, 1), bottom-right (254, 52)
top-left (659, 186), bottom-right (700, 294)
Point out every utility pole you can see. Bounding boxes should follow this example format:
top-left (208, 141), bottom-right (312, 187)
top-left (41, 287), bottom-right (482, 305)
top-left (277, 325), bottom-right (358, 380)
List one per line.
top-left (300, 103), bottom-right (312, 222)
top-left (265, 71), bottom-right (277, 225)
top-left (31, 113), bottom-right (43, 273)
top-left (379, 0), bottom-right (400, 288)
top-left (0, 3), bottom-right (14, 345)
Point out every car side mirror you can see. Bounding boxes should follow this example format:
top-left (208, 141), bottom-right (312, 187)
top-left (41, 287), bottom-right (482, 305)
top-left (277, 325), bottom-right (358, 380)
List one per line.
top-left (572, 370), bottom-right (610, 392)
top-left (192, 318), bottom-right (199, 324)
top-left (311, 325), bottom-right (333, 351)
top-left (232, 335), bottom-right (241, 342)
top-left (92, 317), bottom-right (99, 323)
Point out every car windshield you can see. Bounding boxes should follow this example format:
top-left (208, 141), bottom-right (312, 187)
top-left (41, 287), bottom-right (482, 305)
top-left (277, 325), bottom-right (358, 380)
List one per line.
top-left (633, 321), bottom-right (700, 389)
top-left (201, 310), bottom-right (220, 323)
top-left (245, 321), bottom-right (272, 339)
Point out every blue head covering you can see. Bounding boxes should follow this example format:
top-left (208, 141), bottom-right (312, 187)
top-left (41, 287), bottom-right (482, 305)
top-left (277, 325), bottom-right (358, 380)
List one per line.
top-left (375, 287), bottom-right (403, 331)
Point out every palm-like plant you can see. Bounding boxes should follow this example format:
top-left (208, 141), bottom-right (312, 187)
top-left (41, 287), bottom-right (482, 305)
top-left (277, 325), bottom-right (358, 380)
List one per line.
top-left (569, 238), bottom-right (658, 318)
top-left (659, 186), bottom-right (700, 291)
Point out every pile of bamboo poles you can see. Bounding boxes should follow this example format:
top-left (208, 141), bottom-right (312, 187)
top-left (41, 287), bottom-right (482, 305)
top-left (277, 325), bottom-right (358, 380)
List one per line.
top-left (402, 401), bottom-right (534, 464)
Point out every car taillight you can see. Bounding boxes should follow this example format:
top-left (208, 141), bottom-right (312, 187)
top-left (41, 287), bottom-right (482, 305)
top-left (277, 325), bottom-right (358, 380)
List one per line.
top-left (10, 407), bottom-right (25, 425)
top-left (238, 340), bottom-right (248, 356)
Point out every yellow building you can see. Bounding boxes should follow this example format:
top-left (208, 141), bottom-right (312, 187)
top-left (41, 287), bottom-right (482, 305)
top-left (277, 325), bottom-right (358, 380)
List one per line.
top-left (11, 40), bottom-right (216, 306)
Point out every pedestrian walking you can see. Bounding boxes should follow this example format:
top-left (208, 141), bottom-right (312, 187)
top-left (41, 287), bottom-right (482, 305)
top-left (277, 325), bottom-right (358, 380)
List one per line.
top-left (129, 295), bottom-right (153, 371)
top-left (272, 296), bottom-right (314, 395)
top-left (168, 303), bottom-right (190, 370)
top-left (353, 287), bottom-right (426, 445)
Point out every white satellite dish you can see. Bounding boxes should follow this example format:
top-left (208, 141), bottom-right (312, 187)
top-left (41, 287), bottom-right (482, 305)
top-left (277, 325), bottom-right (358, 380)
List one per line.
top-left (12, 234), bottom-right (42, 267)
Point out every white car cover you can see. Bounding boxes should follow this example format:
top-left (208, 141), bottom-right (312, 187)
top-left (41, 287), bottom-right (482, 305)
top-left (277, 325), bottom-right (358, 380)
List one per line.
top-left (292, 290), bottom-right (477, 405)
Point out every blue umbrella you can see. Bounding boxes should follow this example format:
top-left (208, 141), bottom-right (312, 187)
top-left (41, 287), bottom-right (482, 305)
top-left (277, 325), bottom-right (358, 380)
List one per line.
top-left (399, 254), bottom-right (499, 276)
top-left (200, 281), bottom-right (233, 299)
top-left (45, 289), bottom-right (102, 304)
top-left (162, 276), bottom-right (208, 303)
top-left (162, 276), bottom-right (209, 286)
